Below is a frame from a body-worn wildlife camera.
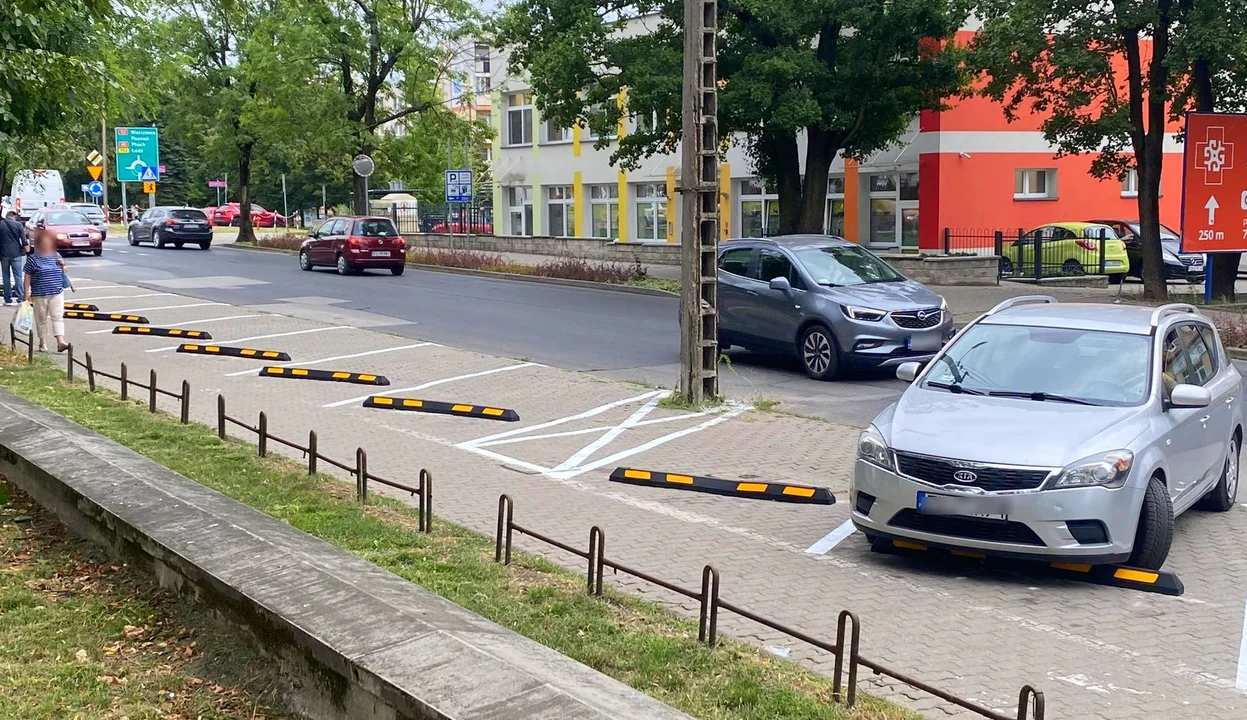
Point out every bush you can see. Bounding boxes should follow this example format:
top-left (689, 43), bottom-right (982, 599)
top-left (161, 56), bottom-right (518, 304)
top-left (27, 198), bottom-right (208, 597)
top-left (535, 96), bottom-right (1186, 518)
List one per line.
top-left (407, 249), bottom-right (649, 285)
top-left (256, 233), bottom-right (307, 251)
top-left (408, 248), bottom-right (507, 270)
top-left (1214, 312), bottom-right (1247, 349)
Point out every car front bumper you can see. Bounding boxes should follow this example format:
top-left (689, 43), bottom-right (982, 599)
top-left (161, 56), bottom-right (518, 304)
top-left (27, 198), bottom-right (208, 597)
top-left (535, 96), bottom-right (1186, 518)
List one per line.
top-left (838, 314), bottom-right (956, 370)
top-left (849, 459), bottom-right (1142, 564)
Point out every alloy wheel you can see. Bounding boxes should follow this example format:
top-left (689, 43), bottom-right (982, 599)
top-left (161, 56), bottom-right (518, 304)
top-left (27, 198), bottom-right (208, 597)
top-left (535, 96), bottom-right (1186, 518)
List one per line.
top-left (1227, 438), bottom-right (1239, 500)
top-left (803, 330), bottom-right (832, 375)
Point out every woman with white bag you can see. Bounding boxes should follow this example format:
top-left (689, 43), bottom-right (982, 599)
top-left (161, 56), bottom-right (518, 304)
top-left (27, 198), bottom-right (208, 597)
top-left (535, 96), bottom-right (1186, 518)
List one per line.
top-left (21, 229), bottom-right (69, 353)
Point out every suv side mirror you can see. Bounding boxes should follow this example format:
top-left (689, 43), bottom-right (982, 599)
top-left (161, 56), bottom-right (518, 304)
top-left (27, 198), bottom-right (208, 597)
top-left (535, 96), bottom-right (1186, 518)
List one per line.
top-left (1169, 384), bottom-right (1211, 409)
top-left (896, 361), bottom-right (921, 383)
top-left (768, 276), bottom-right (792, 294)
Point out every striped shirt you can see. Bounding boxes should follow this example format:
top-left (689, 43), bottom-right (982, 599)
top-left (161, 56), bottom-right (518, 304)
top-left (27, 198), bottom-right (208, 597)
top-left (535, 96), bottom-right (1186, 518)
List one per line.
top-left (24, 253), bottom-right (66, 297)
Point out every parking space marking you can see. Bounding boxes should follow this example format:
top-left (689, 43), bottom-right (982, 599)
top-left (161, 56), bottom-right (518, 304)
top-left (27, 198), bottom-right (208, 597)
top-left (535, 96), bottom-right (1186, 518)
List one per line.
top-left (116, 301), bottom-right (226, 313)
top-left (323, 362), bottom-right (538, 408)
top-left (73, 292), bottom-right (172, 301)
top-left (86, 314), bottom-right (260, 334)
top-left (805, 520), bottom-right (857, 554)
top-left (474, 409), bottom-right (719, 448)
top-left (1237, 598), bottom-right (1247, 691)
top-left (463, 391), bottom-right (664, 448)
top-left (70, 285), bottom-right (137, 292)
top-left (551, 392), bottom-right (668, 472)
top-left (223, 342), bottom-right (435, 377)
top-left (147, 325), bottom-right (351, 353)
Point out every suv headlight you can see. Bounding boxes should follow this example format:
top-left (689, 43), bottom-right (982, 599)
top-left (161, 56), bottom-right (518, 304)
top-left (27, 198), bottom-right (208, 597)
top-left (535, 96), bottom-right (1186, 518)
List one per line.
top-left (843, 305), bottom-right (886, 322)
top-left (857, 425), bottom-right (894, 470)
top-left (1051, 450), bottom-right (1133, 489)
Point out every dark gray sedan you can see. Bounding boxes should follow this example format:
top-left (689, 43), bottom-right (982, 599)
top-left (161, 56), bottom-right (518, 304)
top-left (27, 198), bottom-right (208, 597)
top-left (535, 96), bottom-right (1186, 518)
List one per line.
top-left (716, 235), bottom-right (954, 380)
top-left (127, 207), bottom-right (213, 249)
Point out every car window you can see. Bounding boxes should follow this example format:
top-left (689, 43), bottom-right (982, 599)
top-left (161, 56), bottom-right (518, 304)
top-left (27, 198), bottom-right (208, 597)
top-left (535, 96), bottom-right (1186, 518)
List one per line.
top-left (718, 247), bottom-right (753, 278)
top-left (1198, 326), bottom-right (1222, 367)
top-left (171, 209), bottom-right (206, 220)
top-left (1162, 328), bottom-right (1192, 395)
top-left (355, 219), bottom-right (398, 237)
top-left (790, 245), bottom-right (903, 287)
top-left (1179, 324), bottom-right (1216, 386)
top-left (46, 211), bottom-right (87, 225)
top-left (758, 249), bottom-right (802, 288)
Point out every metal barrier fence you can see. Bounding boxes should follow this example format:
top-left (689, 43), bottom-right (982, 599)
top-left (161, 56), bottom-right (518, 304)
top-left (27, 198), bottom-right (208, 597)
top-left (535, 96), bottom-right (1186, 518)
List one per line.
top-left (495, 494), bottom-right (1045, 720)
top-left (943, 228), bottom-right (1118, 281)
top-left (12, 326), bottom-right (1043, 719)
top-left (390, 202), bottom-right (493, 235)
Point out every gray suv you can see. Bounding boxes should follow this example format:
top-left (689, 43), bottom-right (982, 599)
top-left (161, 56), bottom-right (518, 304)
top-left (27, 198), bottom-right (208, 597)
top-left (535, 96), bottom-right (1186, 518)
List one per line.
top-left (851, 297), bottom-right (1243, 569)
top-left (717, 236), bottom-right (954, 379)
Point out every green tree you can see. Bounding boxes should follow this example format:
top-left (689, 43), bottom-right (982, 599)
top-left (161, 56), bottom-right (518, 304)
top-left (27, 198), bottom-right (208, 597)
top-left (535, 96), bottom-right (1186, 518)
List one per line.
top-left (496, 0), bottom-right (967, 234)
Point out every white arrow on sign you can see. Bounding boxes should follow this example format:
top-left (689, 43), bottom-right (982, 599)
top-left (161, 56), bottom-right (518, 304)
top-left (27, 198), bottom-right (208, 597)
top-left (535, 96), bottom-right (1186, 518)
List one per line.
top-left (1205, 195), bottom-right (1220, 225)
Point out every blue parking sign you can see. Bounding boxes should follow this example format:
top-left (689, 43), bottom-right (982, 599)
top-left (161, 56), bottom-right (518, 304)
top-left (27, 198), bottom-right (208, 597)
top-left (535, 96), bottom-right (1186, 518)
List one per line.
top-left (446, 169), bottom-right (473, 202)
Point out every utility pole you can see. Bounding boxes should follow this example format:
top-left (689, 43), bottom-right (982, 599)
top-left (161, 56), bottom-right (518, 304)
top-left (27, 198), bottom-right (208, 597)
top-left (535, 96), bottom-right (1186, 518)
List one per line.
top-left (679, 0), bottom-right (720, 404)
top-left (101, 117), bottom-right (109, 211)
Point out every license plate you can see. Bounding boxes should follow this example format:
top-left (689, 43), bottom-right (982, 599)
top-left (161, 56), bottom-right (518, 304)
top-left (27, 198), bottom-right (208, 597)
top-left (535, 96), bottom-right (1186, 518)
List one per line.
top-left (1189, 263), bottom-right (1203, 270)
top-left (907, 334), bottom-right (942, 352)
top-left (371, 251), bottom-right (391, 257)
top-left (1105, 260), bottom-right (1123, 268)
top-left (916, 491), bottom-right (1009, 521)
top-left (71, 240), bottom-right (89, 247)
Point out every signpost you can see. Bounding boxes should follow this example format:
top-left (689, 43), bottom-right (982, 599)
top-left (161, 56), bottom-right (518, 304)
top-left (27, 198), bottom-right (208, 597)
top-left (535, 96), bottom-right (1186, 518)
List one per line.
top-left (1180, 112), bottom-right (1247, 302)
top-left (87, 181), bottom-right (104, 199)
top-left (353, 154), bottom-right (374, 214)
top-left (446, 170), bottom-right (473, 202)
top-left (115, 127), bottom-right (160, 219)
top-left (208, 179), bottom-right (227, 207)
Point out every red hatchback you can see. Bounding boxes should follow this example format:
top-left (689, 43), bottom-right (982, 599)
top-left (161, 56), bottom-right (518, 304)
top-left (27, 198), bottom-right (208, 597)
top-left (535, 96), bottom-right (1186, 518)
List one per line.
top-left (299, 216), bottom-right (407, 275)
top-left (27, 209), bottom-right (104, 255)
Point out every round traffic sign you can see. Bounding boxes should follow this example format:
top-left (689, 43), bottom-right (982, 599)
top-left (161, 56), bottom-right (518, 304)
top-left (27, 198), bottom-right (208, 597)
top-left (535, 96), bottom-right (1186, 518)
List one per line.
top-left (86, 181), bottom-right (104, 198)
top-left (352, 154), bottom-right (375, 178)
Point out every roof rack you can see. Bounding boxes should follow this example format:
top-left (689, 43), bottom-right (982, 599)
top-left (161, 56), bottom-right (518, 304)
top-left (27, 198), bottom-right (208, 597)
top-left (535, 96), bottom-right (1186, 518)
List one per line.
top-left (985, 295), bottom-right (1058, 316)
top-left (1149, 303), bottom-right (1198, 327)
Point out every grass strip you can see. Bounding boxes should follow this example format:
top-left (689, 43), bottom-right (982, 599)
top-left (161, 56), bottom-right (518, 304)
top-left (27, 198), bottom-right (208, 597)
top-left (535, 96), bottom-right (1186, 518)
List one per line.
top-left (0, 352), bottom-right (915, 720)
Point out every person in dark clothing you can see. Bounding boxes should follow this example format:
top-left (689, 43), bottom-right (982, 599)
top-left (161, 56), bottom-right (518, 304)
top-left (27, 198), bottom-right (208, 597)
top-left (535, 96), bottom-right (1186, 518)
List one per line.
top-left (0, 210), bottom-right (29, 306)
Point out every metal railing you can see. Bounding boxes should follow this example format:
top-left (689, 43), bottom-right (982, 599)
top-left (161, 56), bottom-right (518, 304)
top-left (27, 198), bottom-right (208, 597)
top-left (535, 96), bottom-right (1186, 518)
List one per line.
top-left (12, 326), bottom-right (1043, 719)
top-left (943, 228), bottom-right (1117, 281)
top-left (391, 201), bottom-right (493, 235)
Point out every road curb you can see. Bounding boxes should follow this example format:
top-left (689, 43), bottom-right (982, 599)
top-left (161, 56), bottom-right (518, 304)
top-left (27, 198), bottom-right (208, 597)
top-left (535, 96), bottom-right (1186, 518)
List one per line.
top-left (222, 243), bottom-right (679, 298)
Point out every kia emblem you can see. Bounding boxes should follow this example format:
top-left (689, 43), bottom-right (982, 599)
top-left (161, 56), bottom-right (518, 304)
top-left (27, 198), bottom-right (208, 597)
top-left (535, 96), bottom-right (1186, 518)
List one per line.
top-left (952, 470), bottom-right (977, 483)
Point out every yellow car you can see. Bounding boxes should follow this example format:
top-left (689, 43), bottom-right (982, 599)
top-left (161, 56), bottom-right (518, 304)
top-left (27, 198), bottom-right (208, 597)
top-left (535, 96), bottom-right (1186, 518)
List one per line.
top-left (1001, 222), bottom-right (1131, 283)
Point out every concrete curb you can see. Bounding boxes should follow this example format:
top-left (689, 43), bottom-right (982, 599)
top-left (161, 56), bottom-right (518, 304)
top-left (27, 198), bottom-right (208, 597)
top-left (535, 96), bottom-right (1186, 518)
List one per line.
top-left (223, 243), bottom-right (679, 298)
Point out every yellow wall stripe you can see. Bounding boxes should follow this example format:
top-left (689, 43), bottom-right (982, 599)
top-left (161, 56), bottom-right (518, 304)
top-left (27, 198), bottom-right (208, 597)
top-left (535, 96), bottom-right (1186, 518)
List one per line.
top-left (573, 171), bottom-right (585, 237)
top-left (665, 166), bottom-right (676, 244)
top-left (719, 162), bottom-right (731, 240)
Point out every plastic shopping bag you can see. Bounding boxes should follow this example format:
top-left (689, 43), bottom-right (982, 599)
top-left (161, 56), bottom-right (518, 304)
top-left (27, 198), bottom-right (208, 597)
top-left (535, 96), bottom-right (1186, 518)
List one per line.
top-left (12, 301), bottom-right (33, 335)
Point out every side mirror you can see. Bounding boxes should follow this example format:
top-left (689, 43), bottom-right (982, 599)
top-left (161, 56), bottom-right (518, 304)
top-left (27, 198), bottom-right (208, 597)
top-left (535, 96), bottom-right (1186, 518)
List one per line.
top-left (768, 276), bottom-right (792, 294)
top-left (1169, 384), bottom-right (1211, 409)
top-left (896, 361), bottom-right (921, 383)
top-left (309, 231), bottom-right (319, 239)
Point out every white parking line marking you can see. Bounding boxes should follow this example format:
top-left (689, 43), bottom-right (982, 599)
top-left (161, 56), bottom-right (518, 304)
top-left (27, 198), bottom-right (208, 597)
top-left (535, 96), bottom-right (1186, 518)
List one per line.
top-left (463, 391), bottom-right (665, 448)
top-left (805, 520), bottom-right (857, 555)
top-left (147, 325), bottom-right (351, 353)
top-left (223, 342), bottom-right (434, 377)
top-left (85, 314), bottom-right (260, 334)
top-left (73, 292), bottom-right (172, 301)
top-left (70, 285), bottom-right (135, 291)
top-left (1237, 598), bottom-right (1247, 691)
top-left (116, 301), bottom-right (225, 313)
top-left (551, 392), bottom-right (668, 472)
top-left (323, 362), bottom-right (537, 408)
top-left (474, 410), bottom-right (717, 448)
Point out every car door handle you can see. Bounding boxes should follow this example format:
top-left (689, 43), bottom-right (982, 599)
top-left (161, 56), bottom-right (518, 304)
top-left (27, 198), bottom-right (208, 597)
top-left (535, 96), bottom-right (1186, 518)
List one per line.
top-left (1226, 396), bottom-right (1236, 404)
top-left (1200, 415), bottom-right (1211, 424)
top-left (746, 290), bottom-right (759, 296)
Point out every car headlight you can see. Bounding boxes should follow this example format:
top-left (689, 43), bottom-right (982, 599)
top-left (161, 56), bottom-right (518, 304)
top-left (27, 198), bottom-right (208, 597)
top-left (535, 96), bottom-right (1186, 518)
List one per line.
top-left (55, 233), bottom-right (67, 240)
top-left (939, 296), bottom-right (948, 311)
top-left (843, 305), bottom-right (886, 322)
top-left (1162, 250), bottom-right (1180, 263)
top-left (857, 425), bottom-right (894, 470)
top-left (1051, 450), bottom-right (1133, 489)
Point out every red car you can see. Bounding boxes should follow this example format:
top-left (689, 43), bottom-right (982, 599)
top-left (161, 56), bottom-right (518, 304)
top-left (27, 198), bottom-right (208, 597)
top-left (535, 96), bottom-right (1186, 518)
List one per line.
top-left (26, 208), bottom-right (103, 255)
top-left (431, 219), bottom-right (493, 234)
top-left (299, 216), bottom-right (406, 275)
top-left (210, 202), bottom-right (287, 227)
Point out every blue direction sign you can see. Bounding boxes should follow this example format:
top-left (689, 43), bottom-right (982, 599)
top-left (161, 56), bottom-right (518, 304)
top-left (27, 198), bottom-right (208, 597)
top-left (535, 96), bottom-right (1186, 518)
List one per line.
top-left (114, 127), bottom-right (160, 182)
top-left (446, 169), bottom-right (473, 202)
top-left (86, 181), bottom-right (104, 198)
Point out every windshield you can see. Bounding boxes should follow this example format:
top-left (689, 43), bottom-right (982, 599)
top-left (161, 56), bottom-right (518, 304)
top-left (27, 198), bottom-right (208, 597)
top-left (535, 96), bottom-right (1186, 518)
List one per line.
top-left (46, 211), bottom-right (88, 225)
top-left (1129, 223), bottom-right (1181, 242)
top-left (923, 323), bottom-right (1151, 406)
top-left (171, 209), bottom-right (207, 220)
top-left (71, 205), bottom-right (104, 217)
top-left (355, 219), bottom-right (398, 237)
top-left (791, 245), bottom-right (903, 286)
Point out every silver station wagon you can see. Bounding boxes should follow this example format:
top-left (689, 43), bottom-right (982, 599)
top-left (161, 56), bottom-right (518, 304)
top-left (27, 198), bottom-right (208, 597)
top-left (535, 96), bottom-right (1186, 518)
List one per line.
top-left (850, 297), bottom-right (1243, 569)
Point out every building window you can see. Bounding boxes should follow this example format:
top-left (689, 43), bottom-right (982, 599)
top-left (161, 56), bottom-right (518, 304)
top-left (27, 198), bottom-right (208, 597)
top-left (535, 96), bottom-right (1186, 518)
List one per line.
top-left (740, 178), bottom-right (780, 238)
top-left (634, 183), bottom-right (668, 241)
top-left (590, 184), bottom-right (619, 239)
top-left (870, 175), bottom-right (897, 193)
top-left (633, 111), bottom-right (658, 134)
top-left (547, 185), bottom-right (574, 237)
top-left (507, 186), bottom-right (533, 236)
top-left (1014, 169), bottom-right (1056, 199)
top-left (505, 92), bottom-right (533, 146)
top-left (826, 174), bottom-right (845, 237)
top-left (543, 120), bottom-right (572, 144)
top-left (1119, 169), bottom-right (1158, 197)
top-left (475, 44), bottom-right (490, 74)
top-left (870, 200), bottom-right (897, 245)
top-left (899, 172), bottom-right (919, 201)
top-left (586, 104), bottom-right (615, 140)
top-left (474, 76), bottom-right (491, 93)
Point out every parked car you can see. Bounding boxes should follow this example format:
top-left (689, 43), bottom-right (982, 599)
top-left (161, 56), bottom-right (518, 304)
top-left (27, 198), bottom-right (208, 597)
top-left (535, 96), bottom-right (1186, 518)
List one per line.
top-left (1089, 219), bottom-right (1205, 283)
top-left (210, 202), bottom-right (285, 227)
top-left (851, 296), bottom-right (1242, 570)
top-left (1001, 222), bottom-right (1130, 282)
top-left (128, 207), bottom-right (212, 249)
top-left (716, 235), bottom-right (953, 380)
top-left (25, 208), bottom-right (103, 255)
top-left (54, 203), bottom-right (108, 237)
top-left (299, 216), bottom-right (407, 275)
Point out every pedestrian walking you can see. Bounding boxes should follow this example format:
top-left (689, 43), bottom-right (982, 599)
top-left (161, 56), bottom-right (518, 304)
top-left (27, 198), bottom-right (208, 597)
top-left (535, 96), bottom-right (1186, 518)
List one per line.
top-left (22, 229), bottom-right (69, 353)
top-left (0, 210), bottom-right (29, 306)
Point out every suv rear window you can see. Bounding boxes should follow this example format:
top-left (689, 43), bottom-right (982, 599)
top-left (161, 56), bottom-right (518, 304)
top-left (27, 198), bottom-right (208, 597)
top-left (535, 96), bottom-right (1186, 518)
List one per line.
top-left (171, 209), bottom-right (207, 220)
top-left (355, 219), bottom-right (398, 237)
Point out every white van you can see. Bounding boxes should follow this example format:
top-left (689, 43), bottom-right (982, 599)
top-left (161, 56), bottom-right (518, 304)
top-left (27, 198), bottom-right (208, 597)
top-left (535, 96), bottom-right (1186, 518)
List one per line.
top-left (7, 169), bottom-right (66, 219)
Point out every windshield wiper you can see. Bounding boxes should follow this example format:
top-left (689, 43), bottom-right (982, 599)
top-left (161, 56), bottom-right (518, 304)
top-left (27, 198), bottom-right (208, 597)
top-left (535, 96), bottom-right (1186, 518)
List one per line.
top-left (986, 390), bottom-right (1100, 406)
top-left (926, 381), bottom-right (985, 396)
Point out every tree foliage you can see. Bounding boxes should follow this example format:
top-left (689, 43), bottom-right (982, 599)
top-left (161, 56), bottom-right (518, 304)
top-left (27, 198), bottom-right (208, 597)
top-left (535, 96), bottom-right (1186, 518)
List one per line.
top-left (497, 0), bottom-right (969, 234)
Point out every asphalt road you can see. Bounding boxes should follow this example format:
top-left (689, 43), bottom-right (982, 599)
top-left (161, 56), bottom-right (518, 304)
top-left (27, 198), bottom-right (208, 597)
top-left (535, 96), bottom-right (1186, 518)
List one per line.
top-left (64, 240), bottom-right (907, 425)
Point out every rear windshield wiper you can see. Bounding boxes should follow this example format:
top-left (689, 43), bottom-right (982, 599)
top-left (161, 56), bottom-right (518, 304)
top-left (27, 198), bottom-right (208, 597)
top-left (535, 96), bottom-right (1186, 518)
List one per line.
top-left (987, 390), bottom-right (1100, 406)
top-left (926, 381), bottom-right (985, 396)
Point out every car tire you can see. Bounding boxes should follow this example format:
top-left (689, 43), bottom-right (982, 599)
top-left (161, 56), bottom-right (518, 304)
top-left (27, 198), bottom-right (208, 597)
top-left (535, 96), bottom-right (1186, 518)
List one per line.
top-left (155, 232), bottom-right (166, 249)
top-left (1128, 475), bottom-right (1174, 570)
top-left (336, 254), bottom-right (351, 276)
top-left (999, 257), bottom-right (1013, 276)
top-left (390, 264), bottom-right (405, 276)
top-left (799, 324), bottom-right (842, 381)
top-left (1062, 259), bottom-right (1083, 275)
top-left (127, 229), bottom-right (138, 246)
top-left (299, 251), bottom-right (313, 271)
top-left (92, 249), bottom-right (102, 257)
top-left (199, 241), bottom-right (211, 250)
top-left (1197, 433), bottom-right (1240, 512)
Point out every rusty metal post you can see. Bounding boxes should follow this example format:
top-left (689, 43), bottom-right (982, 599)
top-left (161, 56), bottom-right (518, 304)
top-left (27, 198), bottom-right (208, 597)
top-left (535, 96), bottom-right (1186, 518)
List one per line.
top-left (26, 330), bottom-right (32, 363)
top-left (833, 610), bottom-right (861, 706)
top-left (587, 526), bottom-right (605, 596)
top-left (66, 344), bottom-right (73, 382)
top-left (698, 565), bottom-right (720, 646)
top-left (258, 411), bottom-right (268, 457)
top-left (85, 352), bottom-right (95, 391)
top-left (8, 322), bottom-right (13, 352)
top-left (216, 394), bottom-right (225, 439)
top-left (148, 369), bottom-right (157, 413)
top-left (419, 468), bottom-right (433, 533)
top-left (1017, 686), bottom-right (1045, 720)
top-left (307, 430), bottom-right (317, 475)
top-left (179, 380), bottom-right (190, 423)
top-left (120, 363), bottom-right (128, 400)
top-left (355, 448), bottom-right (367, 503)
top-left (494, 494), bottom-right (513, 564)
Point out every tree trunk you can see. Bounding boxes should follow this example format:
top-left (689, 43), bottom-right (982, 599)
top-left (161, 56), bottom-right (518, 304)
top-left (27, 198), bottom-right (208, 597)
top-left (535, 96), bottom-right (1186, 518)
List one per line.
top-left (1193, 57), bottom-right (1239, 301)
top-left (237, 141), bottom-right (256, 244)
top-left (797, 128), bottom-right (836, 233)
top-left (771, 133), bottom-right (802, 235)
top-left (1136, 161), bottom-right (1167, 299)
